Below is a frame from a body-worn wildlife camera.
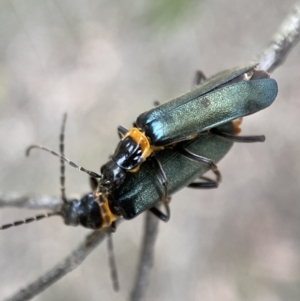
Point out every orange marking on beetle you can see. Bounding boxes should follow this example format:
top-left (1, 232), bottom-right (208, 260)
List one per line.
top-left (124, 128), bottom-right (152, 161)
top-left (128, 165), bottom-right (141, 173)
top-left (97, 195), bottom-right (118, 228)
top-left (232, 117), bottom-right (243, 135)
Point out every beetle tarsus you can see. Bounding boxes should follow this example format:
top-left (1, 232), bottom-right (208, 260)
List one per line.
top-left (211, 128), bottom-right (265, 143)
top-left (188, 176), bottom-right (218, 189)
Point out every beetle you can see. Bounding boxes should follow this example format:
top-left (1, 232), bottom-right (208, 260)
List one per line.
top-left (99, 63), bottom-right (278, 220)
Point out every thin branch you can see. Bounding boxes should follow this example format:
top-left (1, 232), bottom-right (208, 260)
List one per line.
top-left (3, 230), bottom-right (106, 301)
top-left (258, 2), bottom-right (300, 72)
top-left (0, 193), bottom-right (61, 211)
top-left (130, 211), bottom-right (160, 301)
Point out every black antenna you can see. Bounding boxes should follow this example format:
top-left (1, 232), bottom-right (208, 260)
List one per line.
top-left (60, 113), bottom-right (68, 203)
top-left (0, 114), bottom-right (71, 230)
top-left (26, 146), bottom-right (101, 179)
top-left (0, 212), bottom-right (61, 230)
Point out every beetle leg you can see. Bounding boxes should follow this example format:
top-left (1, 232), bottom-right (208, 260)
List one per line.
top-left (89, 176), bottom-right (98, 191)
top-left (117, 125), bottom-right (128, 138)
top-left (148, 196), bottom-right (172, 221)
top-left (110, 221), bottom-right (117, 232)
top-left (106, 230), bottom-right (120, 291)
top-left (210, 128), bottom-right (265, 143)
top-left (176, 145), bottom-right (221, 183)
top-left (193, 70), bottom-right (206, 86)
top-left (150, 156), bottom-right (170, 222)
top-left (188, 176), bottom-right (218, 189)
top-left (149, 207), bottom-right (169, 222)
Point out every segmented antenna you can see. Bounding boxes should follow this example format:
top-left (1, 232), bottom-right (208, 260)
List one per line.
top-left (0, 212), bottom-right (60, 230)
top-left (26, 146), bottom-right (101, 179)
top-left (0, 115), bottom-right (72, 230)
top-left (60, 113), bottom-right (67, 203)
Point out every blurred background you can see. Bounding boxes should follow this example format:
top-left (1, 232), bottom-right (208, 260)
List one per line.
top-left (0, 0), bottom-right (300, 300)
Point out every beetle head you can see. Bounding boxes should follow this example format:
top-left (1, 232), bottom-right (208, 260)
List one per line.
top-left (61, 193), bottom-right (103, 229)
top-left (100, 160), bottom-right (126, 191)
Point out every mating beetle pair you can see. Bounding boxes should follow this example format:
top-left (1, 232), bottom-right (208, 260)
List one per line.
top-left (98, 62), bottom-right (277, 223)
top-left (0, 118), bottom-right (258, 231)
top-left (0, 62), bottom-right (278, 232)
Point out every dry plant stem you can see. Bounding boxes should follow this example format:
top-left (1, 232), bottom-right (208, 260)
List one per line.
top-left (0, 193), bottom-right (61, 210)
top-left (4, 230), bottom-right (106, 301)
top-left (130, 211), bottom-right (160, 301)
top-left (2, 2), bottom-right (300, 300)
top-left (258, 2), bottom-right (300, 72)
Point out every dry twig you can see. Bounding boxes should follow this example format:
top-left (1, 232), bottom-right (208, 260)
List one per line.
top-left (0, 193), bottom-right (61, 211)
top-left (257, 2), bottom-right (300, 71)
top-left (130, 212), bottom-right (160, 301)
top-left (4, 231), bottom-right (106, 301)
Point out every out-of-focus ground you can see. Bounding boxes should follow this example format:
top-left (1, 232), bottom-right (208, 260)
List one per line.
top-left (0, 0), bottom-right (300, 300)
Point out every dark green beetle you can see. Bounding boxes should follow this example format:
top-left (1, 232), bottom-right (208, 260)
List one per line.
top-left (99, 63), bottom-right (277, 220)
